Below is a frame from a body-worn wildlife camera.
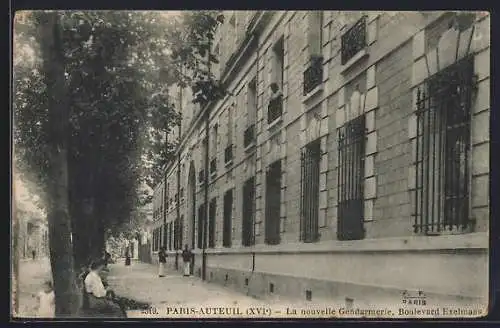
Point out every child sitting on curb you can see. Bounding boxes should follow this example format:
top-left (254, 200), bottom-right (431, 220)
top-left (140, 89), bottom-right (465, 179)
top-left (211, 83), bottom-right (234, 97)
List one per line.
top-left (34, 280), bottom-right (55, 318)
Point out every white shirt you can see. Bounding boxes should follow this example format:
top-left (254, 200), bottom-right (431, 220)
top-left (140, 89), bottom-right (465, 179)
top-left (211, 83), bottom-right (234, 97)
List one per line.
top-left (37, 290), bottom-right (55, 318)
top-left (84, 271), bottom-right (107, 298)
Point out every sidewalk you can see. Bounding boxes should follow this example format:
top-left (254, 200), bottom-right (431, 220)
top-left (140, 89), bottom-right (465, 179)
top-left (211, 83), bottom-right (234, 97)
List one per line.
top-left (106, 261), bottom-right (270, 308)
top-left (14, 258), bottom-right (52, 318)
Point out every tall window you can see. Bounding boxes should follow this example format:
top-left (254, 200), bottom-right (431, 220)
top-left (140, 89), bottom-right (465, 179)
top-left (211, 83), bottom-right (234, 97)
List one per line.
top-left (208, 198), bottom-right (216, 248)
top-left (177, 215), bottom-right (184, 249)
top-left (307, 11), bottom-right (323, 57)
top-left (242, 177), bottom-right (256, 246)
top-left (337, 115), bottom-right (366, 241)
top-left (210, 125), bottom-right (218, 177)
top-left (245, 78), bottom-right (257, 148)
top-left (225, 106), bottom-right (234, 165)
top-left (265, 160), bottom-right (282, 245)
top-left (304, 12), bottom-right (324, 95)
top-left (272, 37), bottom-right (285, 90)
top-left (223, 189), bottom-right (233, 247)
top-left (300, 139), bottom-right (321, 242)
top-left (414, 56), bottom-right (474, 234)
top-left (197, 203), bottom-right (205, 249)
top-left (168, 222), bottom-right (173, 250)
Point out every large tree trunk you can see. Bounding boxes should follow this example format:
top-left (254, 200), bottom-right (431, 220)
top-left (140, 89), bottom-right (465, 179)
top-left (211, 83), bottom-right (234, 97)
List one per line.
top-left (38, 12), bottom-right (80, 317)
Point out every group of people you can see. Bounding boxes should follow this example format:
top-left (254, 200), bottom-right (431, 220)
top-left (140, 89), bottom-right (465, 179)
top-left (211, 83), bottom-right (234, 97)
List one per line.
top-left (157, 244), bottom-right (193, 278)
top-left (35, 252), bottom-right (125, 318)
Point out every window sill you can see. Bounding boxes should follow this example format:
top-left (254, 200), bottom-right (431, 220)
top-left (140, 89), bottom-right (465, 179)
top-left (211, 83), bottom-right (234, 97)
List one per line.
top-left (302, 83), bottom-right (324, 103)
top-left (210, 172), bottom-right (217, 179)
top-left (224, 160), bottom-right (233, 168)
top-left (244, 142), bottom-right (256, 152)
top-left (198, 232), bottom-right (488, 255)
top-left (340, 49), bottom-right (369, 74)
top-left (267, 116), bottom-right (283, 130)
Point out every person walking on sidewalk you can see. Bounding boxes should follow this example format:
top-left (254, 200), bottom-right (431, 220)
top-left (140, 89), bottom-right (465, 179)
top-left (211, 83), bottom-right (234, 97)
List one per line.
top-left (181, 244), bottom-right (192, 277)
top-left (158, 246), bottom-right (167, 277)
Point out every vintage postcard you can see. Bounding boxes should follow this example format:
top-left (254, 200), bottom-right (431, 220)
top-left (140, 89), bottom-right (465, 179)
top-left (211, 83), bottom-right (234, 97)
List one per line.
top-left (12, 10), bottom-right (490, 320)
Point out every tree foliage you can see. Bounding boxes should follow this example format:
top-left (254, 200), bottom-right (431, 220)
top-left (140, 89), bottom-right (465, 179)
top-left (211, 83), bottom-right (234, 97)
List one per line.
top-left (13, 10), bottom-right (226, 266)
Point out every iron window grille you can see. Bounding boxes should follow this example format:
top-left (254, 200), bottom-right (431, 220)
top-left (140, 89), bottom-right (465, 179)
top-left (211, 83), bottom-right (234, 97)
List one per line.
top-left (337, 114), bottom-right (366, 241)
top-left (197, 203), bottom-right (205, 249)
top-left (341, 16), bottom-right (367, 65)
top-left (242, 177), bottom-right (256, 246)
top-left (223, 189), bottom-right (233, 247)
top-left (265, 160), bottom-right (282, 245)
top-left (244, 124), bottom-right (256, 148)
top-left (268, 95), bottom-right (283, 124)
top-left (198, 169), bottom-right (205, 184)
top-left (300, 139), bottom-right (322, 243)
top-left (210, 158), bottom-right (217, 175)
top-left (303, 56), bottom-right (324, 95)
top-left (208, 198), bottom-right (216, 248)
top-left (414, 56), bottom-right (475, 235)
top-left (225, 145), bottom-right (234, 164)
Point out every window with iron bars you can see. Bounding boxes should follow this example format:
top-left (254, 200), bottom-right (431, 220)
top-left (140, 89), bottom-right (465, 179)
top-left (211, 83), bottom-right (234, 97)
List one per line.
top-left (225, 145), bottom-right (234, 164)
top-left (414, 56), bottom-right (475, 235)
top-left (300, 139), bottom-right (321, 243)
top-left (244, 124), bottom-right (256, 148)
top-left (242, 177), bottom-right (256, 246)
top-left (337, 114), bottom-right (366, 241)
top-left (265, 160), bottom-right (282, 245)
top-left (208, 198), bottom-right (216, 248)
top-left (210, 158), bottom-right (217, 176)
top-left (197, 203), bottom-right (205, 249)
top-left (223, 189), bottom-right (233, 247)
top-left (303, 55), bottom-right (324, 95)
top-left (341, 16), bottom-right (367, 65)
top-left (268, 95), bottom-right (283, 124)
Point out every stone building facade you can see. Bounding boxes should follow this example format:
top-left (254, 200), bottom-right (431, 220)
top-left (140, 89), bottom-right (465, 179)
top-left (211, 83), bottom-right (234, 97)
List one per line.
top-left (150, 11), bottom-right (490, 307)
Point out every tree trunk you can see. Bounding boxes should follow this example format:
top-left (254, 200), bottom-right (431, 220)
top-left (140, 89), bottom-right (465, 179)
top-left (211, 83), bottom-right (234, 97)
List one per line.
top-left (38, 12), bottom-right (80, 317)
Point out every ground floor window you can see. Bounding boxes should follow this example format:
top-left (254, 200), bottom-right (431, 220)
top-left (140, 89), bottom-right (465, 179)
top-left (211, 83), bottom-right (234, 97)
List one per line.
top-left (300, 138), bottom-right (321, 243)
top-left (414, 56), bottom-right (474, 234)
top-left (223, 189), bottom-right (233, 247)
top-left (337, 114), bottom-right (366, 241)
top-left (242, 177), bottom-right (256, 246)
top-left (265, 160), bottom-right (282, 245)
top-left (208, 198), bottom-right (216, 248)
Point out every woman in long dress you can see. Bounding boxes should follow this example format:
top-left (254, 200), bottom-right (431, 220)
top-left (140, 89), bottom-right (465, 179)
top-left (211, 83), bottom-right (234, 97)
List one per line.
top-left (158, 247), bottom-right (167, 277)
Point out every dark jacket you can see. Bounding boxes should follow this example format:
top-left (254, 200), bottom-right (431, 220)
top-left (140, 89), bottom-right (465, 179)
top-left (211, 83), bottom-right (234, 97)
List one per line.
top-left (158, 250), bottom-right (167, 263)
top-left (182, 249), bottom-right (192, 262)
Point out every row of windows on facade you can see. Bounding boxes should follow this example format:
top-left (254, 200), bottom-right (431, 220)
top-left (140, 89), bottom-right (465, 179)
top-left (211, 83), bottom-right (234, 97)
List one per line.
top-left (192, 14), bottom-right (371, 184)
top-left (151, 53), bottom-right (476, 251)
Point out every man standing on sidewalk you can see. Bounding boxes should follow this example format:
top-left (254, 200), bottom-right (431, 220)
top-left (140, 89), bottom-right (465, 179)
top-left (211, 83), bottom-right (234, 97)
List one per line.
top-left (181, 245), bottom-right (192, 277)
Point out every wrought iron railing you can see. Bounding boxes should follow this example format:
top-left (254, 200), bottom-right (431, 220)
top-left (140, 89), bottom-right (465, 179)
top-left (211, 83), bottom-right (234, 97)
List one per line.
top-left (242, 177), bottom-right (256, 246)
top-left (224, 145), bottom-right (233, 164)
top-left (265, 161), bottom-right (282, 245)
top-left (244, 124), bottom-right (256, 148)
top-left (337, 115), bottom-right (366, 241)
top-left (413, 56), bottom-right (474, 234)
top-left (267, 95), bottom-right (283, 124)
top-left (210, 158), bottom-right (217, 175)
top-left (300, 139), bottom-right (321, 243)
top-left (341, 16), bottom-right (367, 65)
top-left (303, 56), bottom-right (324, 95)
